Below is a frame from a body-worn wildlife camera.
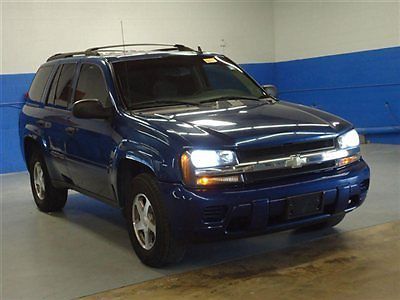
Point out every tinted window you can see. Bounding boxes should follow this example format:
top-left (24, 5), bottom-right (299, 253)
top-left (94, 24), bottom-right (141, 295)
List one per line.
top-left (203, 64), bottom-right (253, 94)
top-left (74, 64), bottom-right (110, 107)
top-left (113, 56), bottom-right (265, 109)
top-left (46, 66), bottom-right (61, 105)
top-left (46, 64), bottom-right (75, 107)
top-left (28, 66), bottom-right (53, 102)
top-left (55, 64), bottom-right (75, 107)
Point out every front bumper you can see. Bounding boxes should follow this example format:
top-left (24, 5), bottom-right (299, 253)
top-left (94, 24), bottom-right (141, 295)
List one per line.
top-left (160, 159), bottom-right (370, 240)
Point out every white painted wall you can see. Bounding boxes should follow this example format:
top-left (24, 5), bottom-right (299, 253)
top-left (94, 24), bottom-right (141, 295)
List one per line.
top-left (273, 0), bottom-right (400, 62)
top-left (1, 1), bottom-right (274, 74)
top-left (1, 1), bottom-right (400, 73)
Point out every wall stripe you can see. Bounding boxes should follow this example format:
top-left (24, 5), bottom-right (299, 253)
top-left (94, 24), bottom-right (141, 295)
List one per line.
top-left (1, 47), bottom-right (399, 173)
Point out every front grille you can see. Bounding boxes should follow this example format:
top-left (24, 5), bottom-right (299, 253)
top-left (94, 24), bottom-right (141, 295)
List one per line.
top-left (237, 139), bottom-right (335, 163)
top-left (202, 205), bottom-right (228, 223)
top-left (245, 160), bottom-right (336, 184)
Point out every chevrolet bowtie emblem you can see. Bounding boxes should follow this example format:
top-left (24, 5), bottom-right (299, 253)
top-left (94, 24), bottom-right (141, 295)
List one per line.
top-left (286, 154), bottom-right (307, 168)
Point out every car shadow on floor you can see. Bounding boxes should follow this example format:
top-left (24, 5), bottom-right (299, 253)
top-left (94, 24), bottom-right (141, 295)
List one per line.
top-left (50, 191), bottom-right (341, 271)
top-left (49, 192), bottom-right (132, 250)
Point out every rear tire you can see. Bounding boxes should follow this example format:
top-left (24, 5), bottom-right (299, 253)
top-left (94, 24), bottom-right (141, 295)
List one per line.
top-left (126, 173), bottom-right (186, 267)
top-left (28, 149), bottom-right (67, 212)
top-left (302, 213), bottom-right (345, 231)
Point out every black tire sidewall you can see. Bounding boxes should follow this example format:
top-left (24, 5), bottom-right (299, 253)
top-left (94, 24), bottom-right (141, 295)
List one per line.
top-left (126, 173), bottom-right (177, 267)
top-left (28, 149), bottom-right (66, 212)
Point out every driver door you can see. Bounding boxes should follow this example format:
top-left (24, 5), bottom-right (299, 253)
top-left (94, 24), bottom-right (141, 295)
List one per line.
top-left (66, 63), bottom-right (117, 201)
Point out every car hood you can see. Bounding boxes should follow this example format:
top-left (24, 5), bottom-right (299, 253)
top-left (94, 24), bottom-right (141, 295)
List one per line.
top-left (133, 100), bottom-right (352, 148)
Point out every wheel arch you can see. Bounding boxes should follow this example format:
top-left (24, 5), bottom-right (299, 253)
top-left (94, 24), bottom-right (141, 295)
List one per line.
top-left (115, 156), bottom-right (157, 208)
top-left (23, 135), bottom-right (46, 168)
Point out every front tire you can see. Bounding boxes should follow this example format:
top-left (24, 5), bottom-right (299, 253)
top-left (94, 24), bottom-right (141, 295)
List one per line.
top-left (126, 173), bottom-right (186, 267)
top-left (28, 150), bottom-right (67, 212)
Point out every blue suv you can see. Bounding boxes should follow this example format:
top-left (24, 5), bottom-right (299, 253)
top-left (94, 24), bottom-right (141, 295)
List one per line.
top-left (19, 44), bottom-right (370, 267)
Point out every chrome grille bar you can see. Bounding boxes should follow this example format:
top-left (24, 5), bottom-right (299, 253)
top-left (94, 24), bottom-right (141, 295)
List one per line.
top-left (194, 147), bottom-right (360, 177)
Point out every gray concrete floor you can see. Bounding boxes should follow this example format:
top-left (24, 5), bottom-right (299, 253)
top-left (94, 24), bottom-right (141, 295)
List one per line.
top-left (84, 221), bottom-right (400, 300)
top-left (1, 144), bottom-right (399, 300)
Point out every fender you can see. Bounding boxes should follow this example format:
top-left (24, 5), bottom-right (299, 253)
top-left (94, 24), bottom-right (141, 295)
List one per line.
top-left (110, 138), bottom-right (175, 206)
top-left (21, 125), bottom-right (49, 164)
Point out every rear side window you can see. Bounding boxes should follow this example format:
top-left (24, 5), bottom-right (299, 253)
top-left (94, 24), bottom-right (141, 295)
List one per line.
top-left (28, 66), bottom-right (53, 102)
top-left (74, 64), bottom-right (110, 107)
top-left (47, 66), bottom-right (61, 105)
top-left (47, 63), bottom-right (76, 108)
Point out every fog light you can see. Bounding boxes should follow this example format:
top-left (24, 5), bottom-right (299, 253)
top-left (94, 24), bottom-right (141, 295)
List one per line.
top-left (337, 155), bottom-right (360, 167)
top-left (196, 175), bottom-right (242, 186)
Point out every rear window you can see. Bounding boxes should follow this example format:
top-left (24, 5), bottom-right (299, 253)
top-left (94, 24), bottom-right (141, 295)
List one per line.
top-left (28, 66), bottom-right (53, 102)
top-left (46, 63), bottom-right (76, 108)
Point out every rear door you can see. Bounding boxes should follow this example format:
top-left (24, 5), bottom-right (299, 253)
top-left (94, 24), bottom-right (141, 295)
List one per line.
top-left (66, 62), bottom-right (117, 200)
top-left (42, 63), bottom-right (77, 181)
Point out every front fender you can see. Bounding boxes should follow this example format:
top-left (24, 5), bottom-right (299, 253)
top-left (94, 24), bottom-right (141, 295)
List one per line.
top-left (110, 138), bottom-right (182, 200)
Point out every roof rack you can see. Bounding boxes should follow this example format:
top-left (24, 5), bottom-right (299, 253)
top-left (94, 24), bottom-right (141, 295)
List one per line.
top-left (46, 43), bottom-right (195, 61)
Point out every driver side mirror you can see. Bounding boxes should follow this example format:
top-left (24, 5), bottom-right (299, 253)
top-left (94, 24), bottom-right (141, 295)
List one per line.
top-left (72, 99), bottom-right (112, 119)
top-left (262, 84), bottom-right (278, 98)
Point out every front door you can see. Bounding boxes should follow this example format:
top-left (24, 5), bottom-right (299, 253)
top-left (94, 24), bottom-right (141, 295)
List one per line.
top-left (66, 63), bottom-right (117, 201)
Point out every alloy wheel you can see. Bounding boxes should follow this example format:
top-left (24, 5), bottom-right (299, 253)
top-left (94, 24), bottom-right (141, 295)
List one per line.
top-left (33, 161), bottom-right (46, 200)
top-left (132, 193), bottom-right (157, 250)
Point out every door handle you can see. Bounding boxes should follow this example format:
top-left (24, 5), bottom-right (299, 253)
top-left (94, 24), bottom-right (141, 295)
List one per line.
top-left (36, 120), bottom-right (51, 128)
top-left (65, 127), bottom-right (78, 135)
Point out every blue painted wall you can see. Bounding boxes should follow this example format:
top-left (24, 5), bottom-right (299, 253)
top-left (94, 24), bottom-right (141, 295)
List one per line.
top-left (1, 46), bottom-right (399, 173)
top-left (273, 47), bottom-right (400, 145)
top-left (0, 73), bottom-right (35, 173)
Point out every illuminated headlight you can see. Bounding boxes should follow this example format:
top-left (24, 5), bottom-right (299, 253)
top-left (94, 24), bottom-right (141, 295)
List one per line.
top-left (190, 150), bottom-right (236, 168)
top-left (338, 129), bottom-right (360, 149)
top-left (181, 150), bottom-right (241, 186)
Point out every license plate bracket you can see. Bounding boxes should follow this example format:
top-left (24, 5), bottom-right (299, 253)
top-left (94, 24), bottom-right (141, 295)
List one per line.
top-left (286, 192), bottom-right (324, 220)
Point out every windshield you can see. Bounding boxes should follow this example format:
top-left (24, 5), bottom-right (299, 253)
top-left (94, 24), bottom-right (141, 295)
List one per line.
top-left (112, 55), bottom-right (266, 110)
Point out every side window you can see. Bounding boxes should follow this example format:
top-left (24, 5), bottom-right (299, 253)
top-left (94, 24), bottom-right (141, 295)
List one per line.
top-left (55, 64), bottom-right (76, 108)
top-left (28, 65), bottom-right (53, 102)
top-left (46, 63), bottom-right (75, 108)
top-left (74, 64), bottom-right (110, 107)
top-left (46, 65), bottom-right (62, 105)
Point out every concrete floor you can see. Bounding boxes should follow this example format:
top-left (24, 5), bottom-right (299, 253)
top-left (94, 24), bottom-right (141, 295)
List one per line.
top-left (1, 144), bottom-right (399, 299)
top-left (84, 221), bottom-right (400, 300)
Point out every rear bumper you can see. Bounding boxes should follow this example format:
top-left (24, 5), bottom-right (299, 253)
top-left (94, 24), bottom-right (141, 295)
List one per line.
top-left (160, 159), bottom-right (370, 240)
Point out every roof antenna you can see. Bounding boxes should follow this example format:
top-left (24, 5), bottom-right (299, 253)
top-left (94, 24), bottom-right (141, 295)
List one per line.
top-left (120, 20), bottom-right (126, 54)
top-left (197, 45), bottom-right (203, 53)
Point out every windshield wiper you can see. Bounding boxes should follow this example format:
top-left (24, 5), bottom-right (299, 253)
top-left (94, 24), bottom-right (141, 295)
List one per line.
top-left (130, 100), bottom-right (199, 110)
top-left (199, 95), bottom-right (263, 104)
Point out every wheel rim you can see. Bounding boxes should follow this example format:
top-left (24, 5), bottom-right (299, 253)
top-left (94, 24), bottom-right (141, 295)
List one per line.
top-left (33, 161), bottom-right (46, 200)
top-left (132, 193), bottom-right (156, 250)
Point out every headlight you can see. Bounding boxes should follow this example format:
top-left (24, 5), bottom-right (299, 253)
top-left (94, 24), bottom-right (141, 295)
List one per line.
top-left (190, 150), bottom-right (236, 168)
top-left (180, 150), bottom-right (242, 186)
top-left (336, 129), bottom-right (361, 167)
top-left (338, 129), bottom-right (360, 149)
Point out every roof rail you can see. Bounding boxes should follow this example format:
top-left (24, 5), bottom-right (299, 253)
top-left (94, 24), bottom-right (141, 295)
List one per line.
top-left (46, 50), bottom-right (98, 62)
top-left (87, 43), bottom-right (194, 52)
top-left (46, 43), bottom-right (195, 62)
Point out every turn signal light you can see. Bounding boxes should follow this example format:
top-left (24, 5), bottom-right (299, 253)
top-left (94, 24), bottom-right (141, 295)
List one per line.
top-left (196, 175), bottom-right (242, 186)
top-left (337, 155), bottom-right (360, 167)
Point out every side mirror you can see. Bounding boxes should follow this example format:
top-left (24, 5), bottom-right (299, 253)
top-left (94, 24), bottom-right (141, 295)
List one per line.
top-left (262, 84), bottom-right (278, 98)
top-left (72, 99), bottom-right (112, 119)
